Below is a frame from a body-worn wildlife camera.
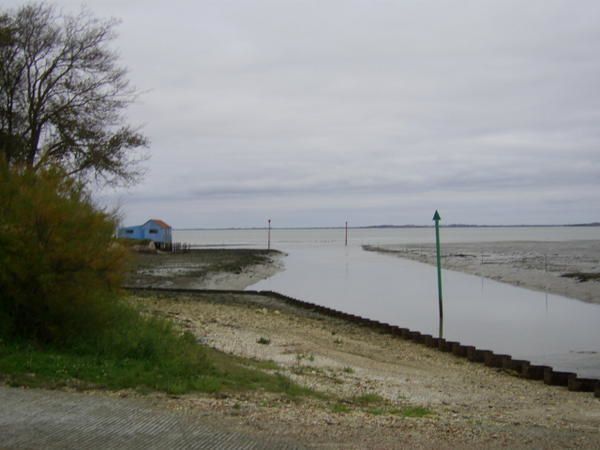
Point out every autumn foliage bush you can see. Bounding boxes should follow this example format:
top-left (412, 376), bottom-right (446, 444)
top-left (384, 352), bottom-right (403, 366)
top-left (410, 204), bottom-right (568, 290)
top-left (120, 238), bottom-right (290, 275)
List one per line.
top-left (0, 165), bottom-right (128, 343)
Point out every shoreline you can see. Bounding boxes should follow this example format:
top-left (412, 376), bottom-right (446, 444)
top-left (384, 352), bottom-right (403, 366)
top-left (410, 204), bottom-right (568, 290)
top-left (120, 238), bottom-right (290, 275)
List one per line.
top-left (190, 252), bottom-right (284, 290)
top-left (5, 247), bottom-right (599, 448)
top-left (125, 248), bottom-right (285, 290)
top-left (130, 290), bottom-right (600, 449)
top-left (364, 240), bottom-right (600, 305)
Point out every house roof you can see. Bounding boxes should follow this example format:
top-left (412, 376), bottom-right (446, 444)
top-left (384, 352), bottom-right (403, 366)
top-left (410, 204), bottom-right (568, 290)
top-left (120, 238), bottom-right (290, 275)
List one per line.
top-left (145, 219), bottom-right (171, 229)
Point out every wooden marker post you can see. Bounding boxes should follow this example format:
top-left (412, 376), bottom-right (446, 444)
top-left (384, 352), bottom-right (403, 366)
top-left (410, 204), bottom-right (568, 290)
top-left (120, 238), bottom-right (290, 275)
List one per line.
top-left (267, 219), bottom-right (271, 250)
top-left (345, 221), bottom-right (348, 246)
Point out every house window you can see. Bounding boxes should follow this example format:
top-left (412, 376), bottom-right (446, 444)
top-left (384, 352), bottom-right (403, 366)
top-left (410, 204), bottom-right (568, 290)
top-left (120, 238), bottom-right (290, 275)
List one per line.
top-left (149, 229), bottom-right (158, 234)
top-left (126, 229), bottom-right (134, 234)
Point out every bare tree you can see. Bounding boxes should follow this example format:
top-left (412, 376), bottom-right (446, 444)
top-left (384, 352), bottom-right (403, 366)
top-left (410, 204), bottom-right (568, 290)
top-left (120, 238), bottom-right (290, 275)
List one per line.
top-left (0, 2), bottom-right (148, 185)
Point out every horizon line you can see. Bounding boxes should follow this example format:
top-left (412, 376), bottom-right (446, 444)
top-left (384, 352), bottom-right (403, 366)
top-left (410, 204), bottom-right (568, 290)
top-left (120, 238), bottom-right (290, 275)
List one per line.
top-left (173, 222), bottom-right (600, 231)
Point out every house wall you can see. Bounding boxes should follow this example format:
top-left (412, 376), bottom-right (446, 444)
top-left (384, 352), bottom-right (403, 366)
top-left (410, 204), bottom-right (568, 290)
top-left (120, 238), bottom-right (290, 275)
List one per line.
top-left (117, 225), bottom-right (145, 240)
top-left (142, 220), bottom-right (172, 244)
top-left (118, 220), bottom-right (173, 244)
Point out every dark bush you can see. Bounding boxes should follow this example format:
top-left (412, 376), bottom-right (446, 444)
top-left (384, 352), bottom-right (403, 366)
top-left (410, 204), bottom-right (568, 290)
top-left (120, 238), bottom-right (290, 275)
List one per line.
top-left (0, 164), bottom-right (128, 343)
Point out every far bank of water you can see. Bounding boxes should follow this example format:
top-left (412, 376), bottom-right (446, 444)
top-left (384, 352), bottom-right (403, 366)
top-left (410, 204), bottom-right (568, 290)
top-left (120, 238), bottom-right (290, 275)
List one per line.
top-left (175, 227), bottom-right (600, 378)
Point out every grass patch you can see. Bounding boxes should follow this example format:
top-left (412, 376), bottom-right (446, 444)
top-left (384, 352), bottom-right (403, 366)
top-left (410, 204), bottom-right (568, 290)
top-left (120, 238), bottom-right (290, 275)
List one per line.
top-left (291, 365), bottom-right (324, 376)
top-left (561, 272), bottom-right (600, 282)
top-left (0, 299), bottom-right (316, 399)
top-left (0, 338), bottom-right (216, 395)
top-left (205, 349), bottom-right (320, 398)
top-left (328, 394), bottom-right (431, 417)
top-left (339, 392), bottom-right (431, 417)
top-left (352, 392), bottom-right (384, 406)
top-left (256, 337), bottom-right (271, 345)
top-left (245, 358), bottom-right (280, 371)
top-left (397, 406), bottom-right (432, 418)
top-left (331, 402), bottom-right (351, 414)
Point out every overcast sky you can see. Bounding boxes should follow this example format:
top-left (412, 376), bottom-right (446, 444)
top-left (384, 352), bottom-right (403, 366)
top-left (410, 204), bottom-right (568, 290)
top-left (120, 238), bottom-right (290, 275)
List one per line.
top-left (7, 1), bottom-right (600, 227)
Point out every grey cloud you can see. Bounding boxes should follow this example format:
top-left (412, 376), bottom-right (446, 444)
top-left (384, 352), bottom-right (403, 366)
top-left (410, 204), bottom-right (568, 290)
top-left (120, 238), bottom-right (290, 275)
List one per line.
top-left (6, 0), bottom-right (599, 227)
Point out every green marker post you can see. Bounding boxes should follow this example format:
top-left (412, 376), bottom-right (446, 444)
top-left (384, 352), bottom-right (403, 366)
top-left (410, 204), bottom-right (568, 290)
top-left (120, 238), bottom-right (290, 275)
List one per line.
top-left (433, 210), bottom-right (443, 321)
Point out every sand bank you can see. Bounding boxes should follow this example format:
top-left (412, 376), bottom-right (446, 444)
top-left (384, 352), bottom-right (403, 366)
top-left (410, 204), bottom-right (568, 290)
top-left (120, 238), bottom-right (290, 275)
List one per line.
top-left (364, 240), bottom-right (600, 304)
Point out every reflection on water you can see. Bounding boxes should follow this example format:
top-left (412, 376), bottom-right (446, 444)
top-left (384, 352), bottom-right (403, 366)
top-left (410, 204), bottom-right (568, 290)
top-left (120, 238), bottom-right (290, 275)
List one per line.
top-left (250, 244), bottom-right (600, 377)
top-left (175, 227), bottom-right (600, 378)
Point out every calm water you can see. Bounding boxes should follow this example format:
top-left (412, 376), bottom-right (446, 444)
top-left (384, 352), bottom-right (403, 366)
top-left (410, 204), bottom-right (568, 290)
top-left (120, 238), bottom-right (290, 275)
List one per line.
top-left (174, 227), bottom-right (600, 378)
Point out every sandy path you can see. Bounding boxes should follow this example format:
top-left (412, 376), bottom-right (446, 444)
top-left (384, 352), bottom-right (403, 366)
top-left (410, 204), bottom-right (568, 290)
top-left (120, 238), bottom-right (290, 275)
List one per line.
top-left (364, 240), bottom-right (600, 304)
top-left (132, 291), bottom-right (600, 449)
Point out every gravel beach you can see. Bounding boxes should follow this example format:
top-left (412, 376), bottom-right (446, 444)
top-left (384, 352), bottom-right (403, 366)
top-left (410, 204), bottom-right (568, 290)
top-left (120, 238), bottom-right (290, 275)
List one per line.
top-left (129, 290), bottom-right (600, 449)
top-left (122, 246), bottom-right (600, 447)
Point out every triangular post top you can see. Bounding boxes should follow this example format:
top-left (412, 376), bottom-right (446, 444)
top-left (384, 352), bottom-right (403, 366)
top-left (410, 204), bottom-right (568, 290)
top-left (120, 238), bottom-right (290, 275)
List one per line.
top-left (433, 210), bottom-right (441, 221)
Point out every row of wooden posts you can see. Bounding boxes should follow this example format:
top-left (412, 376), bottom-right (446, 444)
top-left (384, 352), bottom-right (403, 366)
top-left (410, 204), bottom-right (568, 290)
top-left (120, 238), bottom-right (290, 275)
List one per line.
top-left (156, 242), bottom-right (192, 253)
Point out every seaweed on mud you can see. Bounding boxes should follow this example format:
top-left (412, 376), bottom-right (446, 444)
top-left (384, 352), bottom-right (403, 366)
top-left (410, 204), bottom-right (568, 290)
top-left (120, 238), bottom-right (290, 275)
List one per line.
top-left (561, 272), bottom-right (600, 282)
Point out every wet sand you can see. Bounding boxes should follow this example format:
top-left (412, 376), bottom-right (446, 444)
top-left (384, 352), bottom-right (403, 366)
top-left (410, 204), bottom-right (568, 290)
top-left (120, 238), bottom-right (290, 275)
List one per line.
top-left (364, 240), bottom-right (600, 304)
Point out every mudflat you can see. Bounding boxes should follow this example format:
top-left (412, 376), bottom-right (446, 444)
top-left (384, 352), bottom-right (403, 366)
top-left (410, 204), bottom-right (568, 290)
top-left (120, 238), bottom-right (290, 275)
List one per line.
top-left (125, 248), bottom-right (284, 290)
top-left (364, 240), bottom-right (600, 304)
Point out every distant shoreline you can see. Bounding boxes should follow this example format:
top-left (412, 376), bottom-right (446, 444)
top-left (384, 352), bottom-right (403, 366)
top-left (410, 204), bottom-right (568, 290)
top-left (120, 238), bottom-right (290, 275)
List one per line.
top-left (175, 223), bottom-right (600, 231)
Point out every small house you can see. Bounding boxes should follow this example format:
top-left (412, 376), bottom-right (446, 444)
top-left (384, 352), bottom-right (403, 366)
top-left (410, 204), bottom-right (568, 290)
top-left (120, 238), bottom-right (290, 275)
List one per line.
top-left (118, 219), bottom-right (173, 248)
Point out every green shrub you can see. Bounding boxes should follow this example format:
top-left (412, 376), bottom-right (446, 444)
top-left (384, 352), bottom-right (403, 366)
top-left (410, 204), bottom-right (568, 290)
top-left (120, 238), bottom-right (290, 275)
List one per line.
top-left (116, 238), bottom-right (153, 247)
top-left (0, 164), bottom-right (128, 343)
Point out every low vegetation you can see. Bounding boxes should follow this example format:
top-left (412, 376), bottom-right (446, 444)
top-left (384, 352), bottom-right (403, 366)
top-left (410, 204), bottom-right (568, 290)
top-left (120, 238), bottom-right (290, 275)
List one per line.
top-left (0, 299), bottom-right (322, 397)
top-left (399, 405), bottom-right (432, 418)
top-left (352, 393), bottom-right (385, 406)
top-left (0, 165), bottom-right (311, 399)
top-left (328, 392), bottom-right (432, 417)
top-left (561, 272), bottom-right (600, 282)
top-left (0, 166), bottom-right (434, 416)
top-left (0, 166), bottom-right (128, 343)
